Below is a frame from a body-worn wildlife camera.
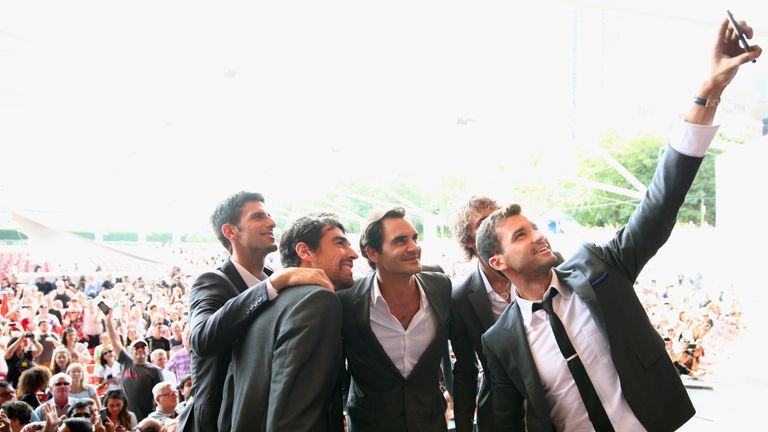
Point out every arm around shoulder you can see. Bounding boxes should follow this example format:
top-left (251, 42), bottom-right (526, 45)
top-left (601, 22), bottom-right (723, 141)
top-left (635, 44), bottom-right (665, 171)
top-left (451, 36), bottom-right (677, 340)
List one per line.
top-left (188, 271), bottom-right (271, 357)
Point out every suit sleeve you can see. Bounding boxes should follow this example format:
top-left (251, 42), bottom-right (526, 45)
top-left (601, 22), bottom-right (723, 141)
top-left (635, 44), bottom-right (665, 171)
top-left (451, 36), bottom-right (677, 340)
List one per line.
top-left (482, 333), bottom-right (525, 431)
top-left (267, 289), bottom-right (343, 432)
top-left (189, 271), bottom-right (271, 357)
top-left (598, 146), bottom-right (704, 281)
top-left (450, 298), bottom-right (479, 432)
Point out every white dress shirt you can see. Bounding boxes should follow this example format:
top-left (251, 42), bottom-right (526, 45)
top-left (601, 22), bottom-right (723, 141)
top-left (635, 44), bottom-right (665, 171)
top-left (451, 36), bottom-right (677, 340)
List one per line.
top-left (478, 262), bottom-right (510, 321)
top-left (516, 274), bottom-right (644, 432)
top-left (231, 257), bottom-right (278, 300)
top-left (370, 274), bottom-right (436, 378)
top-left (512, 121), bottom-right (718, 431)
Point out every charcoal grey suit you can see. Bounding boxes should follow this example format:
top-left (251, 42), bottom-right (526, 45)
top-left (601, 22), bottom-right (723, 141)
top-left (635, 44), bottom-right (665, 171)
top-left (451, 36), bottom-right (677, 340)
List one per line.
top-left (482, 146), bottom-right (700, 431)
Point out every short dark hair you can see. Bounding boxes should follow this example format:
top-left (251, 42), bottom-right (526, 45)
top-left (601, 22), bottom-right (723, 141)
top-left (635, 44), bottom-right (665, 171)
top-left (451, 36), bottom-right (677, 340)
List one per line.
top-left (359, 207), bottom-right (406, 270)
top-left (62, 417), bottom-right (93, 432)
top-left (452, 196), bottom-right (499, 260)
top-left (1, 400), bottom-right (32, 424)
top-left (210, 191), bottom-right (265, 253)
top-left (476, 204), bottom-right (522, 268)
top-left (279, 213), bottom-right (346, 268)
top-left (67, 400), bottom-right (92, 418)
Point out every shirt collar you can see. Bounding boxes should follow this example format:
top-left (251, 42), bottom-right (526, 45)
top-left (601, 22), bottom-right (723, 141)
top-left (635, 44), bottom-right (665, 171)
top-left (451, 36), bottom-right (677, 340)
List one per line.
top-left (230, 257), bottom-right (268, 288)
top-left (514, 269), bottom-right (572, 328)
top-left (371, 272), bottom-right (427, 311)
top-left (478, 261), bottom-right (515, 303)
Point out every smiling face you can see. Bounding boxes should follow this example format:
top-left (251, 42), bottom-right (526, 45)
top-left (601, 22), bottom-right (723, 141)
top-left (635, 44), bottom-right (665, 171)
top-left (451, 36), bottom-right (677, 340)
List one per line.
top-left (225, 201), bottom-right (278, 258)
top-left (303, 226), bottom-right (359, 290)
top-left (489, 214), bottom-right (558, 279)
top-left (367, 218), bottom-right (422, 277)
top-left (54, 351), bottom-right (70, 369)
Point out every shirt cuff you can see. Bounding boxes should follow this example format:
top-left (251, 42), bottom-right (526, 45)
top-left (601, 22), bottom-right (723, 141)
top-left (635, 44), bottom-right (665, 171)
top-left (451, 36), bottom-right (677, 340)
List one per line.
top-left (670, 121), bottom-right (720, 157)
top-left (265, 277), bottom-right (278, 301)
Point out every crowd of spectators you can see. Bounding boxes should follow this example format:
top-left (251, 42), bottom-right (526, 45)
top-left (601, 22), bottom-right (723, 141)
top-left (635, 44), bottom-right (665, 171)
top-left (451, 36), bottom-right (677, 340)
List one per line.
top-left (0, 256), bottom-right (193, 432)
top-left (0, 248), bottom-right (746, 430)
top-left (638, 273), bottom-right (744, 380)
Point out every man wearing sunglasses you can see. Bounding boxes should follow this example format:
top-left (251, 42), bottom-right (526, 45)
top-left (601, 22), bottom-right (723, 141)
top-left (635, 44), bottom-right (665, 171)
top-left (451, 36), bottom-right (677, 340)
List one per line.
top-left (33, 373), bottom-right (76, 420)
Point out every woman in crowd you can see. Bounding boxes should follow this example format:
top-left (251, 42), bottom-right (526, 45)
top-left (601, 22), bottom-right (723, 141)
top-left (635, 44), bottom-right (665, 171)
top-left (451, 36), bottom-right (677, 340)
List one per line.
top-left (123, 322), bottom-right (140, 347)
top-left (67, 362), bottom-right (101, 411)
top-left (60, 327), bottom-right (91, 363)
top-left (100, 389), bottom-right (137, 429)
top-left (96, 344), bottom-right (121, 393)
top-left (4, 333), bottom-right (42, 386)
top-left (17, 366), bottom-right (51, 409)
top-left (50, 346), bottom-right (72, 375)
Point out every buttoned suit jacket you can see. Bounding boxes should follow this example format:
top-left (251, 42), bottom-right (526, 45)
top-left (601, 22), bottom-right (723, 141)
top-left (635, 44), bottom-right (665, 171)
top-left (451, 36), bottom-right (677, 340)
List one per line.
top-left (178, 258), bottom-right (273, 432)
top-left (220, 285), bottom-right (344, 432)
top-left (338, 271), bottom-right (452, 432)
top-left (482, 146), bottom-right (700, 432)
top-left (451, 267), bottom-right (497, 432)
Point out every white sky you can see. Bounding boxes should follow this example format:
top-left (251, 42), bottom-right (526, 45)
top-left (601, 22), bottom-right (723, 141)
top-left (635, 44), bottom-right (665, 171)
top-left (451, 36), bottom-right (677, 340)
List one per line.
top-left (1, 0), bottom-right (765, 233)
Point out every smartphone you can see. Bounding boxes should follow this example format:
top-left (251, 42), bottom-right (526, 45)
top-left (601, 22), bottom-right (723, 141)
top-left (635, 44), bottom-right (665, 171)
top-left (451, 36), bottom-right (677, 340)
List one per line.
top-left (726, 10), bottom-right (756, 63)
top-left (97, 301), bottom-right (111, 315)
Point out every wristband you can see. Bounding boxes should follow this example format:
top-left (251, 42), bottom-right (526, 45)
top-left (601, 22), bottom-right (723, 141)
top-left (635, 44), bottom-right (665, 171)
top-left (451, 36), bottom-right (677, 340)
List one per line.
top-left (693, 96), bottom-right (720, 108)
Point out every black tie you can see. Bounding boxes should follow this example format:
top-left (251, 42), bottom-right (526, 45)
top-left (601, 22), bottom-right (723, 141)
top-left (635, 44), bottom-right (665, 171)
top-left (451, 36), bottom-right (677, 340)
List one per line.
top-left (536, 291), bottom-right (615, 432)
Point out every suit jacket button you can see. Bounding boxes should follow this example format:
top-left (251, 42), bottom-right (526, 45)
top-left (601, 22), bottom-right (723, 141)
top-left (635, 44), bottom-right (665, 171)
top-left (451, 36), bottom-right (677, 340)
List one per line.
top-left (256, 297), bottom-right (264, 305)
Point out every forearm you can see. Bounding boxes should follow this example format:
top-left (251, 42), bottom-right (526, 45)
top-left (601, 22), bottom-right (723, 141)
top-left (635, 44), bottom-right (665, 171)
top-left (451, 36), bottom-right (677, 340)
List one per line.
top-left (188, 275), bottom-right (271, 356)
top-left (105, 318), bottom-right (124, 355)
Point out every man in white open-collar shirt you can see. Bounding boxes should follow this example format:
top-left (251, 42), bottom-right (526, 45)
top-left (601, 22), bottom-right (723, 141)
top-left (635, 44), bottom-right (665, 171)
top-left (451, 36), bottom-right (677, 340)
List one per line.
top-left (338, 207), bottom-right (452, 432)
top-left (477, 19), bottom-right (761, 432)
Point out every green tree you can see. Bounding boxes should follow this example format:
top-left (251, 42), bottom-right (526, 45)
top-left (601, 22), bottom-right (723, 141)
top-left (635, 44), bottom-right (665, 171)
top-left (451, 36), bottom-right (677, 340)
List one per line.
top-left (563, 133), bottom-right (719, 227)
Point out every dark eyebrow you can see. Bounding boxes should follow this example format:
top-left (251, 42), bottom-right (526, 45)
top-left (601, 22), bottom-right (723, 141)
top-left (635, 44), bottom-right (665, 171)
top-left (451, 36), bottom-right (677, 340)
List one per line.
top-left (333, 235), bottom-right (349, 244)
top-left (512, 227), bottom-right (526, 238)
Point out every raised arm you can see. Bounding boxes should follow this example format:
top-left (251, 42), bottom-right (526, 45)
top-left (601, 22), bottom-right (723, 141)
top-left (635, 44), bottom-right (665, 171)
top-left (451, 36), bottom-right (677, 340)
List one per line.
top-left (687, 18), bottom-right (761, 126)
top-left (104, 309), bottom-right (125, 357)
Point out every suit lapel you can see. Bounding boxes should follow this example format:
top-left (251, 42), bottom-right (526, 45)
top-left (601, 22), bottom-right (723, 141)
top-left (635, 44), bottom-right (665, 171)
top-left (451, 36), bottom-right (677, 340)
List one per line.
top-left (220, 258), bottom-right (249, 294)
top-left (406, 273), bottom-right (449, 378)
top-left (503, 302), bottom-right (551, 420)
top-left (466, 269), bottom-right (496, 331)
top-left (351, 273), bottom-right (404, 379)
top-left (555, 268), bottom-right (609, 341)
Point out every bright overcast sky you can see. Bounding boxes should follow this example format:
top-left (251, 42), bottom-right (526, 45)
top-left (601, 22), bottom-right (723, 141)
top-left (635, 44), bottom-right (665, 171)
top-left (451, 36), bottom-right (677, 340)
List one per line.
top-left (1, 0), bottom-right (765, 233)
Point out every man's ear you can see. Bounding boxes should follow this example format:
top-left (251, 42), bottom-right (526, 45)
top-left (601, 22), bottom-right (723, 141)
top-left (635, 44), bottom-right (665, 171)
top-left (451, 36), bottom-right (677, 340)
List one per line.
top-left (488, 254), bottom-right (506, 272)
top-left (221, 224), bottom-right (237, 242)
top-left (365, 246), bottom-right (379, 265)
top-left (295, 242), bottom-right (312, 261)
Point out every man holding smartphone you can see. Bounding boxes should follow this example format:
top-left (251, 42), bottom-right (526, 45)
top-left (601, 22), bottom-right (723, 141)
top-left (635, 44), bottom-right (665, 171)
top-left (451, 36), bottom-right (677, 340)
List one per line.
top-left (478, 19), bottom-right (760, 432)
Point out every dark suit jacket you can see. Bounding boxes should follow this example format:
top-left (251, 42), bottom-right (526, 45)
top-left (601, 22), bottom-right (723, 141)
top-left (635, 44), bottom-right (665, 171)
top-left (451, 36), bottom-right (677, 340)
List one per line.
top-left (482, 146), bottom-right (700, 432)
top-left (450, 267), bottom-right (497, 432)
top-left (338, 271), bottom-right (452, 432)
top-left (178, 258), bottom-right (273, 432)
top-left (220, 285), bottom-right (344, 432)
